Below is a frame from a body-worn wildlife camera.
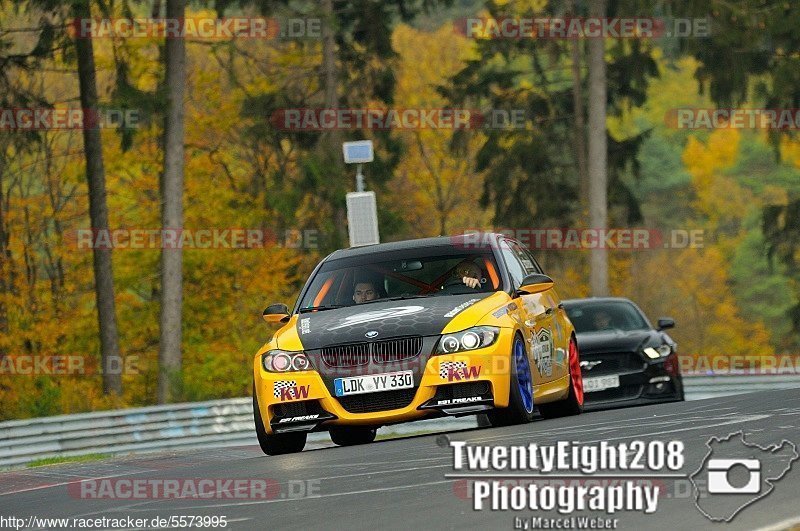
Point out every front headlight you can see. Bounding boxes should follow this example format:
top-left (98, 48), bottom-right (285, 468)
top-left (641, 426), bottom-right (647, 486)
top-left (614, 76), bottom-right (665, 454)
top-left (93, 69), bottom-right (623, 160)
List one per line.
top-left (643, 344), bottom-right (672, 359)
top-left (435, 326), bottom-right (500, 354)
top-left (262, 349), bottom-right (312, 372)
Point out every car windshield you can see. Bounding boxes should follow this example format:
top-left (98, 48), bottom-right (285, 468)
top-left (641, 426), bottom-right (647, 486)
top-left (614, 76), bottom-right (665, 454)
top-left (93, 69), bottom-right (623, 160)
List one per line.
top-left (565, 301), bottom-right (650, 333)
top-left (297, 248), bottom-right (503, 310)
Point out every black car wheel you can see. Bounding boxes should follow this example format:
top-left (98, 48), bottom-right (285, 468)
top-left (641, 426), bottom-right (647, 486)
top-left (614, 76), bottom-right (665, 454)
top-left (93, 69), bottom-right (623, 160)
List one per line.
top-left (487, 333), bottom-right (536, 427)
top-left (329, 426), bottom-right (377, 446)
top-left (253, 389), bottom-right (307, 455)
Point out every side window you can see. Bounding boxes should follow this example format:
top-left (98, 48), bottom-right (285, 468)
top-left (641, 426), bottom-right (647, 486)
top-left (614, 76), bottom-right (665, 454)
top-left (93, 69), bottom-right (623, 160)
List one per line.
top-left (509, 241), bottom-right (542, 275)
top-left (500, 241), bottom-right (526, 287)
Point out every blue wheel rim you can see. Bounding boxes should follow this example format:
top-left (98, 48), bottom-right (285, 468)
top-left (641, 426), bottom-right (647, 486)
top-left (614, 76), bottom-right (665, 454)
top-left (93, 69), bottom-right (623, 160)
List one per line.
top-left (514, 338), bottom-right (534, 413)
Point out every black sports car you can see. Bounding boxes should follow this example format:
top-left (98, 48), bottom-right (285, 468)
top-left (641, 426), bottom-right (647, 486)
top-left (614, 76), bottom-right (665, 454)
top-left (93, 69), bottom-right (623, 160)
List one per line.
top-left (562, 297), bottom-right (684, 410)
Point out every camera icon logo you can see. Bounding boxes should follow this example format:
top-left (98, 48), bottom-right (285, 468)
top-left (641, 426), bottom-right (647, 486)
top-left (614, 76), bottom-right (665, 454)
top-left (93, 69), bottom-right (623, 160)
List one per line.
top-left (690, 431), bottom-right (798, 522)
top-left (707, 458), bottom-right (761, 494)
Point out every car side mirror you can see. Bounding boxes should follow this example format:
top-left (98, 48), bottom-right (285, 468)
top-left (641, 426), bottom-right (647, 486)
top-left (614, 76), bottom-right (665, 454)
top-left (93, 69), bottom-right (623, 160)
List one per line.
top-left (517, 273), bottom-right (554, 295)
top-left (263, 303), bottom-right (290, 324)
top-left (657, 317), bottom-right (675, 330)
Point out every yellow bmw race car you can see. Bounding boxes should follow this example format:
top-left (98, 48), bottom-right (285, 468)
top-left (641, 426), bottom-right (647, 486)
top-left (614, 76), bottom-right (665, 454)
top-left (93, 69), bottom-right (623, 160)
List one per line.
top-left (253, 233), bottom-right (584, 455)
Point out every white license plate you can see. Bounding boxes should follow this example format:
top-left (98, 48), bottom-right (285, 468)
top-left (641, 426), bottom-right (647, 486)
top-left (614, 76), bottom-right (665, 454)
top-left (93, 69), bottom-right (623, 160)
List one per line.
top-left (334, 371), bottom-right (414, 397)
top-left (583, 374), bottom-right (620, 392)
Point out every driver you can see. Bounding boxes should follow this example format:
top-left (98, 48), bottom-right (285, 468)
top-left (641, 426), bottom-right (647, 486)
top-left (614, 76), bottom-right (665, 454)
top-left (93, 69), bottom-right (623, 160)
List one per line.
top-left (592, 309), bottom-right (613, 330)
top-left (353, 279), bottom-right (380, 304)
top-left (451, 260), bottom-right (482, 289)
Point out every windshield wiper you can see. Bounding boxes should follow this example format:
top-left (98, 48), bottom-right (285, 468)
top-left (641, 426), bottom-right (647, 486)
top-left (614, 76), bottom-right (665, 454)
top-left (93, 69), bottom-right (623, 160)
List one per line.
top-left (298, 304), bottom-right (344, 313)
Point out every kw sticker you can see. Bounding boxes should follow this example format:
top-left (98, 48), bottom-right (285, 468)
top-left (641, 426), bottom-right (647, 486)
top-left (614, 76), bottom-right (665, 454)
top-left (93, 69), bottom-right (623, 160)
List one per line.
top-left (439, 361), bottom-right (482, 381)
top-left (273, 380), bottom-right (310, 401)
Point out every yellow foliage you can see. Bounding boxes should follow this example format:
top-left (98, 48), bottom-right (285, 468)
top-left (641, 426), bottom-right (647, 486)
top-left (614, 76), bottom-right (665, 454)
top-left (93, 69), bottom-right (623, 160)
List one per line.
top-left (389, 24), bottom-right (491, 237)
top-left (626, 248), bottom-right (773, 359)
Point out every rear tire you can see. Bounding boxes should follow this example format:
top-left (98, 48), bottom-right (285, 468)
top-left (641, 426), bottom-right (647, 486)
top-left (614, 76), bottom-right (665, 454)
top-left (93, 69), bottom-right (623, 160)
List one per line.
top-left (487, 334), bottom-right (535, 427)
top-left (253, 389), bottom-right (307, 455)
top-left (538, 336), bottom-right (584, 419)
top-left (329, 426), bottom-right (377, 446)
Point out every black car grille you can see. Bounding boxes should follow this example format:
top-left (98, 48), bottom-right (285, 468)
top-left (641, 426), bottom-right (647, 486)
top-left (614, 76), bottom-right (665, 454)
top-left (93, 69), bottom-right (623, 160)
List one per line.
top-left (581, 352), bottom-right (644, 375)
top-left (321, 343), bottom-right (369, 368)
top-left (434, 381), bottom-right (492, 401)
top-left (587, 385), bottom-right (642, 402)
top-left (319, 337), bottom-right (423, 367)
top-left (272, 400), bottom-right (324, 417)
top-left (336, 388), bottom-right (417, 414)
top-left (373, 336), bottom-right (423, 363)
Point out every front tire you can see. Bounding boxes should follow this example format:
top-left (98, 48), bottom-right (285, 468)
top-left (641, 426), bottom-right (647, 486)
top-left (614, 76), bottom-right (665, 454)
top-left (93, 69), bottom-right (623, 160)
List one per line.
top-left (538, 336), bottom-right (584, 419)
top-left (487, 334), bottom-right (535, 427)
top-left (253, 389), bottom-right (307, 455)
top-left (329, 426), bottom-right (377, 446)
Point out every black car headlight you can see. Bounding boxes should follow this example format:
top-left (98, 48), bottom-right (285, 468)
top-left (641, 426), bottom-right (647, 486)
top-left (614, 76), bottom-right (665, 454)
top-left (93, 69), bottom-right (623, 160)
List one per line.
top-left (643, 345), bottom-right (672, 359)
top-left (435, 326), bottom-right (500, 354)
top-left (262, 349), bottom-right (312, 372)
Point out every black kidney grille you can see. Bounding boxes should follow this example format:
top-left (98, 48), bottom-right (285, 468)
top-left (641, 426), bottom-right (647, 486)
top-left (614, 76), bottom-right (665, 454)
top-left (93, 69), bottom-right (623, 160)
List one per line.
top-left (372, 336), bottom-right (423, 363)
top-left (336, 389), bottom-right (417, 414)
top-left (321, 343), bottom-right (369, 368)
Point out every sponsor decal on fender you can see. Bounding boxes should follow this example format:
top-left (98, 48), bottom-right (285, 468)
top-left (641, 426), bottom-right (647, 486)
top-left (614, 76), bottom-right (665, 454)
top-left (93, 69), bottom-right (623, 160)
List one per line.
top-left (444, 298), bottom-right (481, 318)
top-left (531, 328), bottom-right (554, 377)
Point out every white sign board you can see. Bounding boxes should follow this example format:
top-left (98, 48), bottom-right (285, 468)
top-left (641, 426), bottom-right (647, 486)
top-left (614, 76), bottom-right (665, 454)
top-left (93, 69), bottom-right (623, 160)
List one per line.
top-left (342, 140), bottom-right (374, 164)
top-left (346, 191), bottom-right (380, 247)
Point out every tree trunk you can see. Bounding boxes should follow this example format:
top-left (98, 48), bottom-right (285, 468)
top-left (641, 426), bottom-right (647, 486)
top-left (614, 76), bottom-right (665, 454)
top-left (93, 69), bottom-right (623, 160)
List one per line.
top-left (158, 0), bottom-right (186, 403)
top-left (73, 0), bottom-right (122, 395)
top-left (566, 0), bottom-right (588, 210)
top-left (321, 0), bottom-right (348, 247)
top-left (587, 0), bottom-right (609, 296)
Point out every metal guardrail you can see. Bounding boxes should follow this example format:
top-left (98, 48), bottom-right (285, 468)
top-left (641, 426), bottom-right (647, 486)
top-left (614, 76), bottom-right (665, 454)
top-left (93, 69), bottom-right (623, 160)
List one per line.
top-left (682, 373), bottom-right (800, 400)
top-left (1, 374), bottom-right (798, 467)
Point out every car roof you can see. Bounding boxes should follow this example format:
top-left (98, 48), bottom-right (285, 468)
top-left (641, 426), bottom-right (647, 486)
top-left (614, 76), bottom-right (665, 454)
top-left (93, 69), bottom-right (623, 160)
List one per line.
top-left (562, 297), bottom-right (637, 306)
top-left (326, 233), bottom-right (504, 261)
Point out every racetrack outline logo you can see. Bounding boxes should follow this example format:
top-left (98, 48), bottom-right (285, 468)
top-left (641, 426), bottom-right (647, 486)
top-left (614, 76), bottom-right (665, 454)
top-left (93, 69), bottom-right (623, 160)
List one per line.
top-left (690, 431), bottom-right (799, 522)
top-left (326, 306), bottom-right (426, 330)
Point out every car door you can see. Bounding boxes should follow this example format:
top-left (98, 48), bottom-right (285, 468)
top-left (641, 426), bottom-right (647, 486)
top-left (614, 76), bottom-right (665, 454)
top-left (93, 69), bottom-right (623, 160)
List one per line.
top-left (513, 241), bottom-right (571, 384)
top-left (499, 239), bottom-right (558, 384)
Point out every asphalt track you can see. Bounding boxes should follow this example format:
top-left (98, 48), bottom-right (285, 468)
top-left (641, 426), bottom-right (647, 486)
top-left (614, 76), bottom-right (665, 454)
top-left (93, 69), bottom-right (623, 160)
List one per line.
top-left (2, 388), bottom-right (800, 530)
